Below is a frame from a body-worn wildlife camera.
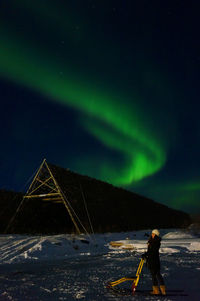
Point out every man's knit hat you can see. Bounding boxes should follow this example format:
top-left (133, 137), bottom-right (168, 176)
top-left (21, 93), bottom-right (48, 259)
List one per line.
top-left (152, 229), bottom-right (160, 236)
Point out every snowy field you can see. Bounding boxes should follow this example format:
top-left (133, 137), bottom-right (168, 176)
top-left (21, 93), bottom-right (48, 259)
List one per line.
top-left (0, 229), bottom-right (200, 301)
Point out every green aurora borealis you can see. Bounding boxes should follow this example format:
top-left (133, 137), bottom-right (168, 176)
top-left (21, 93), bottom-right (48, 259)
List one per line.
top-left (1, 0), bottom-right (200, 213)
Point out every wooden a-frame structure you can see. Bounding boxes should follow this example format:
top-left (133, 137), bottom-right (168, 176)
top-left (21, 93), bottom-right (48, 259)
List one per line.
top-left (5, 159), bottom-right (81, 234)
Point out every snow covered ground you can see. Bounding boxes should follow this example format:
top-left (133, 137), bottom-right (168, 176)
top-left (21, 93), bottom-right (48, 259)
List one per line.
top-left (0, 228), bottom-right (200, 300)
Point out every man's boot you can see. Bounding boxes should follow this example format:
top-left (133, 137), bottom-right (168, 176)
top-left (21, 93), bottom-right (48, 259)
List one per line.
top-left (160, 285), bottom-right (166, 295)
top-left (151, 286), bottom-right (160, 295)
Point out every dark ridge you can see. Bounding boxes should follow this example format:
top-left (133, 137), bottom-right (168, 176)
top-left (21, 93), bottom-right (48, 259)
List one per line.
top-left (0, 189), bottom-right (23, 233)
top-left (0, 162), bottom-right (191, 234)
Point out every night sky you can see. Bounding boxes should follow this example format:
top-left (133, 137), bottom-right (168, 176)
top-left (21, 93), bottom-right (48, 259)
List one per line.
top-left (1, 0), bottom-right (200, 214)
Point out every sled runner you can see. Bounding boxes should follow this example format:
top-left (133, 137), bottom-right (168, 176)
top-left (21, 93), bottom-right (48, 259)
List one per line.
top-left (107, 258), bottom-right (144, 295)
top-left (107, 287), bottom-right (187, 297)
top-left (135, 289), bottom-right (187, 297)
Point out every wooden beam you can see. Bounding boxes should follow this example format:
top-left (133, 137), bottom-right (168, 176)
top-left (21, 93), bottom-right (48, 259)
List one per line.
top-left (36, 177), bottom-right (58, 193)
top-left (41, 198), bottom-right (62, 201)
top-left (45, 162), bottom-right (81, 234)
top-left (29, 176), bottom-right (57, 195)
top-left (24, 193), bottom-right (60, 199)
top-left (26, 159), bottom-right (47, 195)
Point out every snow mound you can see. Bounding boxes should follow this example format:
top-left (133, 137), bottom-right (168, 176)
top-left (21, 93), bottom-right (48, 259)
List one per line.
top-left (160, 247), bottom-right (180, 253)
top-left (162, 231), bottom-right (195, 239)
top-left (187, 241), bottom-right (200, 251)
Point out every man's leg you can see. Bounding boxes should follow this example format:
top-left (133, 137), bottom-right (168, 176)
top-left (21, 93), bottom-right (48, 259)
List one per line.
top-left (157, 271), bottom-right (164, 285)
top-left (150, 270), bottom-right (159, 295)
top-left (156, 271), bottom-right (166, 295)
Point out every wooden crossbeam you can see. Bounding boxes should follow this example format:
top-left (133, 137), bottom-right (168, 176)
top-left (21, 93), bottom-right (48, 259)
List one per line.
top-left (24, 193), bottom-right (60, 199)
top-left (36, 177), bottom-right (57, 193)
top-left (29, 176), bottom-right (57, 195)
top-left (42, 198), bottom-right (62, 202)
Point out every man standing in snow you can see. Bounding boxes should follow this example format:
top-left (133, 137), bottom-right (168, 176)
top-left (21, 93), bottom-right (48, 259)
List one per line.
top-left (142, 229), bottom-right (166, 295)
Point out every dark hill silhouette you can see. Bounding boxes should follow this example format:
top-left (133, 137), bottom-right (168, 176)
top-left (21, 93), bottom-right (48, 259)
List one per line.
top-left (0, 189), bottom-right (23, 233)
top-left (0, 161), bottom-right (191, 234)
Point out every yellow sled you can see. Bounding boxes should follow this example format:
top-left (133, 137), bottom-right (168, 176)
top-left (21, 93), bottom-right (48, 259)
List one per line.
top-left (107, 258), bottom-right (144, 295)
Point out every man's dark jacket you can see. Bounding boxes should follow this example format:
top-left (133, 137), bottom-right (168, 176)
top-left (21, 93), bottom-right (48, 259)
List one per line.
top-left (145, 235), bottom-right (161, 272)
